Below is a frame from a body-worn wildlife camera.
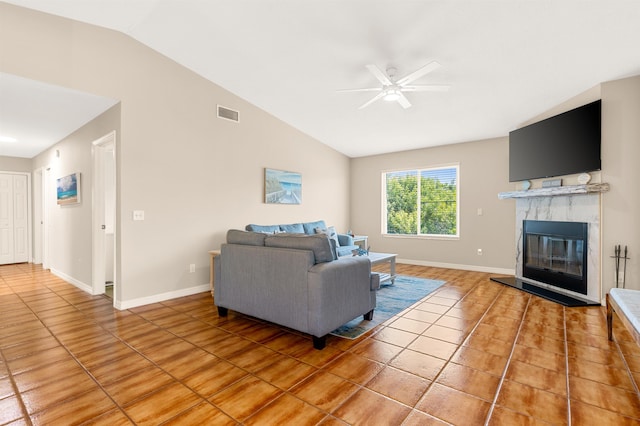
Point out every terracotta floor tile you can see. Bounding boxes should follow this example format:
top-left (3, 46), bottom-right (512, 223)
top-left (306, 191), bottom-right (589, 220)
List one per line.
top-left (291, 371), bottom-right (359, 412)
top-left (422, 324), bottom-right (467, 345)
top-left (7, 346), bottom-right (73, 375)
top-left (209, 376), bottom-right (282, 422)
top-left (436, 362), bottom-right (501, 401)
top-left (569, 357), bottom-right (635, 391)
top-left (570, 399), bottom-right (640, 425)
top-left (371, 327), bottom-right (418, 347)
top-left (162, 401), bottom-right (236, 425)
top-left (124, 382), bottom-right (202, 425)
top-left (450, 345), bottom-right (508, 376)
top-left (415, 302), bottom-right (450, 315)
top-left (512, 344), bottom-right (566, 372)
top-left (506, 359), bottom-right (567, 396)
top-left (244, 393), bottom-right (326, 425)
top-left (569, 375), bottom-right (640, 418)
top-left (464, 333), bottom-right (513, 358)
top-left (3, 264), bottom-right (639, 425)
top-left (11, 359), bottom-right (83, 393)
top-left (333, 388), bottom-right (412, 425)
top-left (567, 342), bottom-right (625, 368)
top-left (390, 349), bottom-right (446, 380)
top-left (226, 344), bottom-right (280, 372)
top-left (103, 366), bottom-right (175, 406)
top-left (182, 359), bottom-right (247, 398)
top-left (0, 395), bottom-right (24, 425)
top-left (254, 356), bottom-right (317, 390)
top-left (326, 352), bottom-right (384, 384)
top-left (496, 379), bottom-right (568, 424)
top-left (408, 335), bottom-right (458, 360)
top-left (488, 405), bottom-right (550, 425)
top-left (402, 309), bottom-right (441, 323)
top-left (350, 338), bottom-right (403, 363)
top-left (416, 383), bottom-right (491, 425)
top-left (21, 370), bottom-right (100, 415)
top-left (388, 317), bottom-right (431, 334)
top-left (29, 387), bottom-right (117, 425)
top-left (402, 409), bottom-right (450, 425)
top-left (365, 366), bottom-right (431, 407)
top-left (517, 332), bottom-right (565, 355)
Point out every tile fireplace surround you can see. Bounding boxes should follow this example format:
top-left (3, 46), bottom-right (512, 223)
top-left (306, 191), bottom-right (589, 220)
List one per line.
top-left (514, 192), bottom-right (601, 303)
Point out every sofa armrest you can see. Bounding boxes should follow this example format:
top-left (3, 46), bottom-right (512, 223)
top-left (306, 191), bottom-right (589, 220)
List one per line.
top-left (337, 233), bottom-right (354, 246)
top-left (306, 256), bottom-right (374, 336)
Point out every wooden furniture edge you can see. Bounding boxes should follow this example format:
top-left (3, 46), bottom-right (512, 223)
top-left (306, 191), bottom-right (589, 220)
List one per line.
top-left (607, 292), bottom-right (640, 346)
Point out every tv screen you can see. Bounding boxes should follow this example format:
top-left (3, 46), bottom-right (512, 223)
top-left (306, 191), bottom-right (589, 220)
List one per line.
top-left (509, 100), bottom-right (601, 182)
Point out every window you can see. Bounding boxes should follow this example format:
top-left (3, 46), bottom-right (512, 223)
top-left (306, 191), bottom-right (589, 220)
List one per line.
top-left (383, 165), bottom-right (459, 237)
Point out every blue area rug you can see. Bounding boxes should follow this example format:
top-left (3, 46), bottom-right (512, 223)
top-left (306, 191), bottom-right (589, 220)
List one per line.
top-left (331, 275), bottom-right (446, 339)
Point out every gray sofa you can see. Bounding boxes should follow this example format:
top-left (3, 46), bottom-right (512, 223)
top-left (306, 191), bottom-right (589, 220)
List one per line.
top-left (245, 220), bottom-right (359, 257)
top-left (214, 229), bottom-right (379, 349)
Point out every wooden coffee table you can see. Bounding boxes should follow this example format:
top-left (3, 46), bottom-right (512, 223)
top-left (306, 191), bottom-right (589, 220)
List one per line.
top-left (367, 252), bottom-right (397, 285)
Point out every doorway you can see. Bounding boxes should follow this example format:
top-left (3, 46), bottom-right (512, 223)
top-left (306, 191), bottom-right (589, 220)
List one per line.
top-left (92, 131), bottom-right (117, 300)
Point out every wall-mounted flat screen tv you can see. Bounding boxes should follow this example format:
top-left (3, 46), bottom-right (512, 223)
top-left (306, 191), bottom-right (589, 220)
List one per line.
top-left (509, 100), bottom-right (601, 182)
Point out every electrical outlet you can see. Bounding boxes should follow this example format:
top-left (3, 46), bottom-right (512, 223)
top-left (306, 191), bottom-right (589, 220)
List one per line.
top-left (189, 264), bottom-right (195, 273)
top-left (477, 249), bottom-right (483, 256)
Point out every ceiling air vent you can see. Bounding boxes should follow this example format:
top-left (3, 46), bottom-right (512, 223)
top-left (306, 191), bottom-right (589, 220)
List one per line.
top-left (217, 105), bottom-right (239, 122)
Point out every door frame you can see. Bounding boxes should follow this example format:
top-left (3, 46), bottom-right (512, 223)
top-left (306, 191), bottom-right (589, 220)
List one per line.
top-left (92, 131), bottom-right (117, 298)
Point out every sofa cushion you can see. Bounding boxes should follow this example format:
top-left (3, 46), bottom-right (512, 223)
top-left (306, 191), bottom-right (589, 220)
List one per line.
top-left (303, 220), bottom-right (326, 234)
top-left (245, 224), bottom-right (281, 234)
top-left (315, 226), bottom-right (340, 247)
top-left (265, 233), bottom-right (334, 264)
top-left (227, 229), bottom-right (266, 246)
top-left (279, 223), bottom-right (305, 233)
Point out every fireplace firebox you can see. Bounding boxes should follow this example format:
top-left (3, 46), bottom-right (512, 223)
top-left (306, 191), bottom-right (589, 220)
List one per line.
top-left (523, 220), bottom-right (588, 295)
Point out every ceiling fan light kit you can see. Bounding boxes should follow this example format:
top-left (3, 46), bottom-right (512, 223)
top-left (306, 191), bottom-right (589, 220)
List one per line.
top-left (338, 61), bottom-right (450, 109)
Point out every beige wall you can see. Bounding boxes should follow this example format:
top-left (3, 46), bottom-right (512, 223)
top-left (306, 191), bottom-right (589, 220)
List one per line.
top-left (0, 156), bottom-right (32, 172)
top-left (350, 137), bottom-right (515, 272)
top-left (1, 4), bottom-right (351, 307)
top-left (31, 104), bottom-right (121, 289)
top-left (601, 75), bottom-right (640, 292)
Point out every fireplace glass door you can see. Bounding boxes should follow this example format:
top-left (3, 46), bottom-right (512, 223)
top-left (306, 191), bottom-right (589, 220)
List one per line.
top-left (525, 235), bottom-right (584, 278)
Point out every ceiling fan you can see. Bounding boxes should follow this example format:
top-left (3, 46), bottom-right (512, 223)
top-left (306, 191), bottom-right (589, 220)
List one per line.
top-left (338, 61), bottom-right (450, 109)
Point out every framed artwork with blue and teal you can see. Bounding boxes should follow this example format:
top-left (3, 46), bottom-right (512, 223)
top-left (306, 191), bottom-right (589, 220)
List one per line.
top-left (265, 168), bottom-right (301, 204)
top-left (57, 172), bottom-right (81, 205)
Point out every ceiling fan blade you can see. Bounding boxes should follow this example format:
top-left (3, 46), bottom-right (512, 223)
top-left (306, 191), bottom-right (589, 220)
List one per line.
top-left (358, 91), bottom-right (386, 109)
top-left (365, 64), bottom-right (392, 86)
top-left (397, 61), bottom-right (441, 86)
top-left (401, 85), bottom-right (450, 92)
top-left (397, 93), bottom-right (412, 109)
top-left (336, 87), bottom-right (382, 93)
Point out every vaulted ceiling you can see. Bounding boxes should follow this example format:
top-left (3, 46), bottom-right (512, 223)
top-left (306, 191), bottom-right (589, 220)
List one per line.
top-left (2, 1), bottom-right (640, 158)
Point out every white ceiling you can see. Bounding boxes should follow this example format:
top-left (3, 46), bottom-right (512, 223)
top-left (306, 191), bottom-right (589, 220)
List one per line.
top-left (2, 1), bottom-right (640, 158)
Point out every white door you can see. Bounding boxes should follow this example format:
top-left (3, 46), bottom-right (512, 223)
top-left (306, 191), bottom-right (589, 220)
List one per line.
top-left (0, 173), bottom-right (30, 265)
top-left (92, 131), bottom-right (117, 297)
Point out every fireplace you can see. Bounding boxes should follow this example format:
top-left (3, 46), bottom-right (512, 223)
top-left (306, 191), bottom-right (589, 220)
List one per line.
top-left (523, 220), bottom-right (588, 295)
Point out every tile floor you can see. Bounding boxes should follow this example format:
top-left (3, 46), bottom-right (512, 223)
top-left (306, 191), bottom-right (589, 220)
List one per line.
top-left (1, 263), bottom-right (639, 425)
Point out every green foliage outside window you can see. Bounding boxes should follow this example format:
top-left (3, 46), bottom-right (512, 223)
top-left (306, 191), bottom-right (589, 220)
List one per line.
top-left (385, 167), bottom-right (458, 236)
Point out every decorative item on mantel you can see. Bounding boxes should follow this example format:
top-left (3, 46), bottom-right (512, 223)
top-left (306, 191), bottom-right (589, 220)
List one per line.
top-left (521, 180), bottom-right (531, 190)
top-left (577, 172), bottom-right (592, 184)
top-left (612, 245), bottom-right (630, 288)
top-left (498, 182), bottom-right (610, 199)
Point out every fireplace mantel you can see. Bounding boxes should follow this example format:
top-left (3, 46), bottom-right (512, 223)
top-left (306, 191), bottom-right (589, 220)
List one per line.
top-left (498, 183), bottom-right (609, 200)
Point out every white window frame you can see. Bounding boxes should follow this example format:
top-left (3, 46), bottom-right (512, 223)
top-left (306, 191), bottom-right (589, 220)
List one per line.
top-left (382, 164), bottom-right (460, 239)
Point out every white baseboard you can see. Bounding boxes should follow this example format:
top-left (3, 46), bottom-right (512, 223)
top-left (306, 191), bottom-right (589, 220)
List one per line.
top-left (50, 268), bottom-right (93, 294)
top-left (397, 258), bottom-right (515, 276)
top-left (115, 283), bottom-right (210, 310)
